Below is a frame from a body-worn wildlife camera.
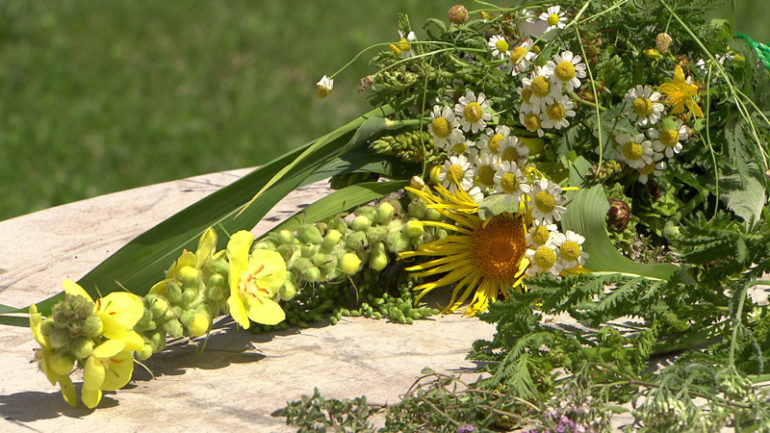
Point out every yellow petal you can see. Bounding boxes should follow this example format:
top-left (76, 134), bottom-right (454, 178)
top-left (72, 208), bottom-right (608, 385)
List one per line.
top-left (93, 339), bottom-right (126, 358)
top-left (195, 227), bottom-right (218, 268)
top-left (148, 279), bottom-right (170, 297)
top-left (58, 375), bottom-right (78, 408)
top-left (124, 330), bottom-right (146, 352)
top-left (82, 386), bottom-right (102, 409)
top-left (100, 350), bottom-right (134, 391)
top-left (167, 251), bottom-right (196, 278)
top-left (84, 355), bottom-right (106, 392)
top-left (97, 292), bottom-right (144, 329)
top-left (29, 304), bottom-right (48, 347)
top-left (227, 294), bottom-right (250, 329)
top-left (227, 230), bottom-right (253, 293)
top-left (673, 65), bottom-right (685, 84)
top-left (250, 249), bottom-right (287, 295)
top-left (62, 279), bottom-right (93, 302)
top-left (49, 352), bottom-right (75, 376)
top-left (246, 296), bottom-right (285, 326)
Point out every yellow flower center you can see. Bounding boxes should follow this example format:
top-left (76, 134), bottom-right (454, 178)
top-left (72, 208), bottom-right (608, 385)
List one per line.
top-left (531, 226), bottom-right (550, 246)
top-left (477, 165), bottom-right (496, 186)
top-left (546, 102), bottom-right (565, 121)
top-left (560, 241), bottom-right (582, 262)
top-left (511, 46), bottom-right (528, 63)
top-left (239, 267), bottom-right (269, 299)
top-left (555, 60), bottom-right (576, 81)
top-left (534, 190), bottom-right (556, 213)
top-left (452, 141), bottom-right (467, 154)
top-left (531, 76), bottom-right (551, 98)
top-left (495, 38), bottom-right (509, 53)
top-left (639, 163), bottom-right (656, 175)
top-left (520, 87), bottom-right (533, 104)
top-left (501, 146), bottom-right (520, 163)
top-left (499, 172), bottom-right (520, 194)
top-left (470, 214), bottom-right (527, 282)
top-left (659, 129), bottom-right (679, 147)
top-left (534, 246), bottom-right (557, 269)
top-left (488, 134), bottom-right (504, 153)
top-left (633, 97), bottom-right (653, 117)
top-left (622, 141), bottom-right (644, 161)
top-left (547, 13), bottom-right (560, 26)
top-left (431, 117), bottom-right (451, 138)
top-left (448, 164), bottom-right (465, 184)
top-left (523, 113), bottom-right (541, 132)
top-left (398, 38), bottom-right (411, 52)
top-left (463, 102), bottom-right (483, 123)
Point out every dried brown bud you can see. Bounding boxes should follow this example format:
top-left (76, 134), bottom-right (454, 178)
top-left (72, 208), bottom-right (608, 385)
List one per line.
top-left (656, 32), bottom-right (672, 52)
top-left (606, 199), bottom-right (631, 232)
top-left (358, 75), bottom-right (374, 93)
top-left (448, 5), bottom-right (468, 24)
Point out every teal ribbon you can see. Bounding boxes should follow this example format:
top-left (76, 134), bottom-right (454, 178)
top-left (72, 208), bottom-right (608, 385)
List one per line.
top-left (734, 33), bottom-right (770, 70)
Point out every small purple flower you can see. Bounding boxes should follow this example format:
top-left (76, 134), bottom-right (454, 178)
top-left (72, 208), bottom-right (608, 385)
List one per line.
top-left (458, 425), bottom-right (475, 433)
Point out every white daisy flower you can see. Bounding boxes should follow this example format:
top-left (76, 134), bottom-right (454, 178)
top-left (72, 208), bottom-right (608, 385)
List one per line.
top-left (429, 105), bottom-right (464, 148)
top-left (526, 244), bottom-right (562, 277)
top-left (539, 5), bottom-right (567, 32)
top-left (526, 220), bottom-right (559, 248)
top-left (529, 178), bottom-right (567, 224)
top-left (447, 139), bottom-right (479, 162)
top-left (493, 160), bottom-right (531, 207)
top-left (478, 125), bottom-right (514, 156)
top-left (315, 75), bottom-right (333, 99)
top-left (637, 160), bottom-right (666, 184)
top-left (509, 39), bottom-right (537, 76)
top-left (520, 111), bottom-right (545, 137)
top-left (624, 85), bottom-right (665, 126)
top-left (517, 83), bottom-right (540, 115)
top-left (439, 154), bottom-right (474, 194)
top-left (522, 67), bottom-right (561, 106)
top-left (390, 30), bottom-right (417, 58)
top-left (498, 135), bottom-right (530, 167)
top-left (615, 133), bottom-right (654, 169)
top-left (473, 152), bottom-right (500, 191)
top-left (648, 122), bottom-right (689, 158)
top-left (542, 50), bottom-right (586, 92)
top-left (488, 35), bottom-right (510, 60)
top-left (455, 90), bottom-right (492, 133)
top-left (540, 94), bottom-right (576, 130)
top-left (554, 230), bottom-right (588, 271)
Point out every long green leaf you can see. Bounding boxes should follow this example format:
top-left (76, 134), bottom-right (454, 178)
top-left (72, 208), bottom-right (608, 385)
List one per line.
top-left (266, 180), bottom-right (408, 235)
top-left (562, 185), bottom-right (679, 280)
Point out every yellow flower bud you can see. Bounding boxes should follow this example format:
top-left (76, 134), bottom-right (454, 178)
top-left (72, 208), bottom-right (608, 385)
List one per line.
top-left (340, 253), bottom-right (362, 275)
top-left (643, 48), bottom-right (662, 59)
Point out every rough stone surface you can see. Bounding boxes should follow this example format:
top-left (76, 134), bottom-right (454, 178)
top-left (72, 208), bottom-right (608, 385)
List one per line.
top-left (0, 169), bottom-right (495, 433)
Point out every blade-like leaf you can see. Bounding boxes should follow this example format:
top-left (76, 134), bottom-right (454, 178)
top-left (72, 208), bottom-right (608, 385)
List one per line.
top-left (561, 185), bottom-right (679, 280)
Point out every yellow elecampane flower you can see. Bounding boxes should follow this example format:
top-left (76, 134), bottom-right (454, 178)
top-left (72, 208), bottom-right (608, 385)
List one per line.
top-left (29, 304), bottom-right (78, 407)
top-left (659, 64), bottom-right (703, 118)
top-left (62, 280), bottom-right (145, 351)
top-left (82, 339), bottom-right (135, 409)
top-left (226, 230), bottom-right (287, 328)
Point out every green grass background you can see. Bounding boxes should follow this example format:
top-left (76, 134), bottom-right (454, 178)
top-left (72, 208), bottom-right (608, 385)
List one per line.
top-left (0, 0), bottom-right (766, 220)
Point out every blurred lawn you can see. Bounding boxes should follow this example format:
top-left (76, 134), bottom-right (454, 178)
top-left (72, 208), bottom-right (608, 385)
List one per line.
top-left (0, 0), bottom-right (766, 220)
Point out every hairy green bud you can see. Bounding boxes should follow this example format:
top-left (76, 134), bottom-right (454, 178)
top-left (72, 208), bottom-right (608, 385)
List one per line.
top-left (408, 199), bottom-right (427, 219)
top-left (49, 328), bottom-right (70, 350)
top-left (345, 231), bottom-right (369, 251)
top-left (386, 230), bottom-right (410, 253)
top-left (165, 281), bottom-right (184, 305)
top-left (340, 253), bottom-right (362, 275)
top-left (255, 240), bottom-right (277, 250)
top-left (278, 229), bottom-right (295, 245)
top-left (369, 251), bottom-right (388, 271)
top-left (311, 252), bottom-right (331, 267)
top-left (303, 266), bottom-right (323, 283)
top-left (72, 337), bottom-right (95, 359)
top-left (300, 244), bottom-right (318, 258)
top-left (293, 257), bottom-right (313, 274)
top-left (147, 295), bottom-right (170, 319)
top-left (350, 215), bottom-right (372, 232)
top-left (424, 208), bottom-right (442, 221)
top-left (405, 220), bottom-right (424, 237)
top-left (279, 280), bottom-right (297, 301)
top-left (376, 202), bottom-right (395, 224)
top-left (163, 319), bottom-right (184, 338)
top-left (366, 226), bottom-right (388, 244)
top-left (298, 225), bottom-right (324, 244)
top-left (276, 244), bottom-right (294, 261)
top-left (178, 266), bottom-right (200, 288)
top-left (321, 229), bottom-right (343, 252)
top-left (355, 205), bottom-right (377, 221)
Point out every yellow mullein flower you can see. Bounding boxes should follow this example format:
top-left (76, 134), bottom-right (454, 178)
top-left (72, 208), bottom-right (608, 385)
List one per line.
top-left (659, 65), bottom-right (703, 117)
top-left (82, 339), bottom-right (135, 408)
top-left (400, 185), bottom-right (530, 315)
top-left (226, 230), bottom-right (288, 328)
top-left (29, 304), bottom-right (78, 407)
top-left (62, 280), bottom-right (145, 351)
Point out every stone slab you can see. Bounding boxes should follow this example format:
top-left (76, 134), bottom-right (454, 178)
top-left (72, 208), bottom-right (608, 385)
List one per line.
top-left (0, 169), bottom-right (496, 433)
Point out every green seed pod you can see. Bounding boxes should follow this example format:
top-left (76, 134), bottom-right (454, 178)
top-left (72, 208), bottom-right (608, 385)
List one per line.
top-left (405, 220), bottom-right (424, 237)
top-left (321, 229), bottom-right (343, 252)
top-left (48, 328), bottom-right (70, 350)
top-left (408, 199), bottom-right (427, 219)
top-left (355, 205), bottom-right (377, 221)
top-left (366, 226), bottom-right (388, 243)
top-left (298, 225), bottom-right (324, 244)
top-left (321, 261), bottom-right (340, 281)
top-left (376, 202), bottom-right (395, 224)
top-left (303, 266), bottom-right (322, 283)
top-left (339, 253), bottom-right (362, 275)
top-left (165, 281), bottom-right (184, 305)
top-left (311, 252), bottom-right (331, 267)
top-left (279, 280), bottom-right (297, 301)
top-left (300, 243), bottom-right (318, 258)
top-left (72, 337), bottom-right (95, 359)
top-left (178, 266), bottom-right (200, 288)
top-left (350, 215), bottom-right (372, 232)
top-left (163, 319), bottom-right (184, 338)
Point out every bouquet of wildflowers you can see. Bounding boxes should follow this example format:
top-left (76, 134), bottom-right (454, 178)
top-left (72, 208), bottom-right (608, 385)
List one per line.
top-left (5, 0), bottom-right (770, 429)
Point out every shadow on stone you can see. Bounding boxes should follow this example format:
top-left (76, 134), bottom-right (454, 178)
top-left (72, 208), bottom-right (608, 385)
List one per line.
top-left (0, 386), bottom-right (119, 423)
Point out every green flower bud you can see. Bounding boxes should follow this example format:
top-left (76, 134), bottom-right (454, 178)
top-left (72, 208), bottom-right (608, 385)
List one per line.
top-left (300, 243), bottom-right (318, 258)
top-left (136, 344), bottom-right (154, 361)
top-left (298, 225), bottom-right (324, 244)
top-left (72, 337), bottom-right (95, 359)
top-left (405, 220), bottom-right (424, 237)
top-left (321, 229), bottom-right (343, 252)
top-left (41, 318), bottom-right (55, 335)
top-left (163, 305), bottom-right (180, 321)
top-left (345, 231), bottom-right (369, 251)
top-left (147, 295), bottom-right (170, 319)
top-left (279, 280), bottom-right (297, 301)
top-left (255, 240), bottom-right (277, 250)
top-left (424, 208), bottom-right (442, 221)
top-left (376, 202), bottom-right (395, 224)
top-left (149, 331), bottom-right (166, 352)
top-left (206, 284), bottom-right (227, 303)
top-left (207, 258), bottom-right (229, 276)
top-left (178, 266), bottom-right (200, 288)
top-left (49, 328), bottom-right (70, 350)
top-left (276, 244), bottom-right (294, 261)
top-left (303, 266), bottom-right (323, 283)
top-left (369, 252), bottom-right (388, 271)
top-left (311, 252), bottom-right (331, 267)
top-left (278, 229), bottom-right (295, 245)
top-left (293, 257), bottom-right (313, 274)
top-left (181, 287), bottom-right (198, 306)
top-left (385, 231), bottom-right (410, 253)
top-left (186, 313), bottom-right (210, 337)
top-left (166, 281), bottom-right (184, 305)
top-left (326, 215), bottom-right (348, 234)
top-left (408, 199), bottom-right (427, 219)
top-left (366, 226), bottom-right (388, 243)
top-left (321, 260), bottom-right (340, 281)
top-left (207, 273), bottom-right (226, 289)
top-left (83, 315), bottom-right (104, 338)
top-left (340, 253), bottom-right (362, 275)
top-left (163, 319), bottom-right (184, 338)
top-left (350, 215), bottom-right (372, 232)
top-left (354, 205), bottom-right (377, 221)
